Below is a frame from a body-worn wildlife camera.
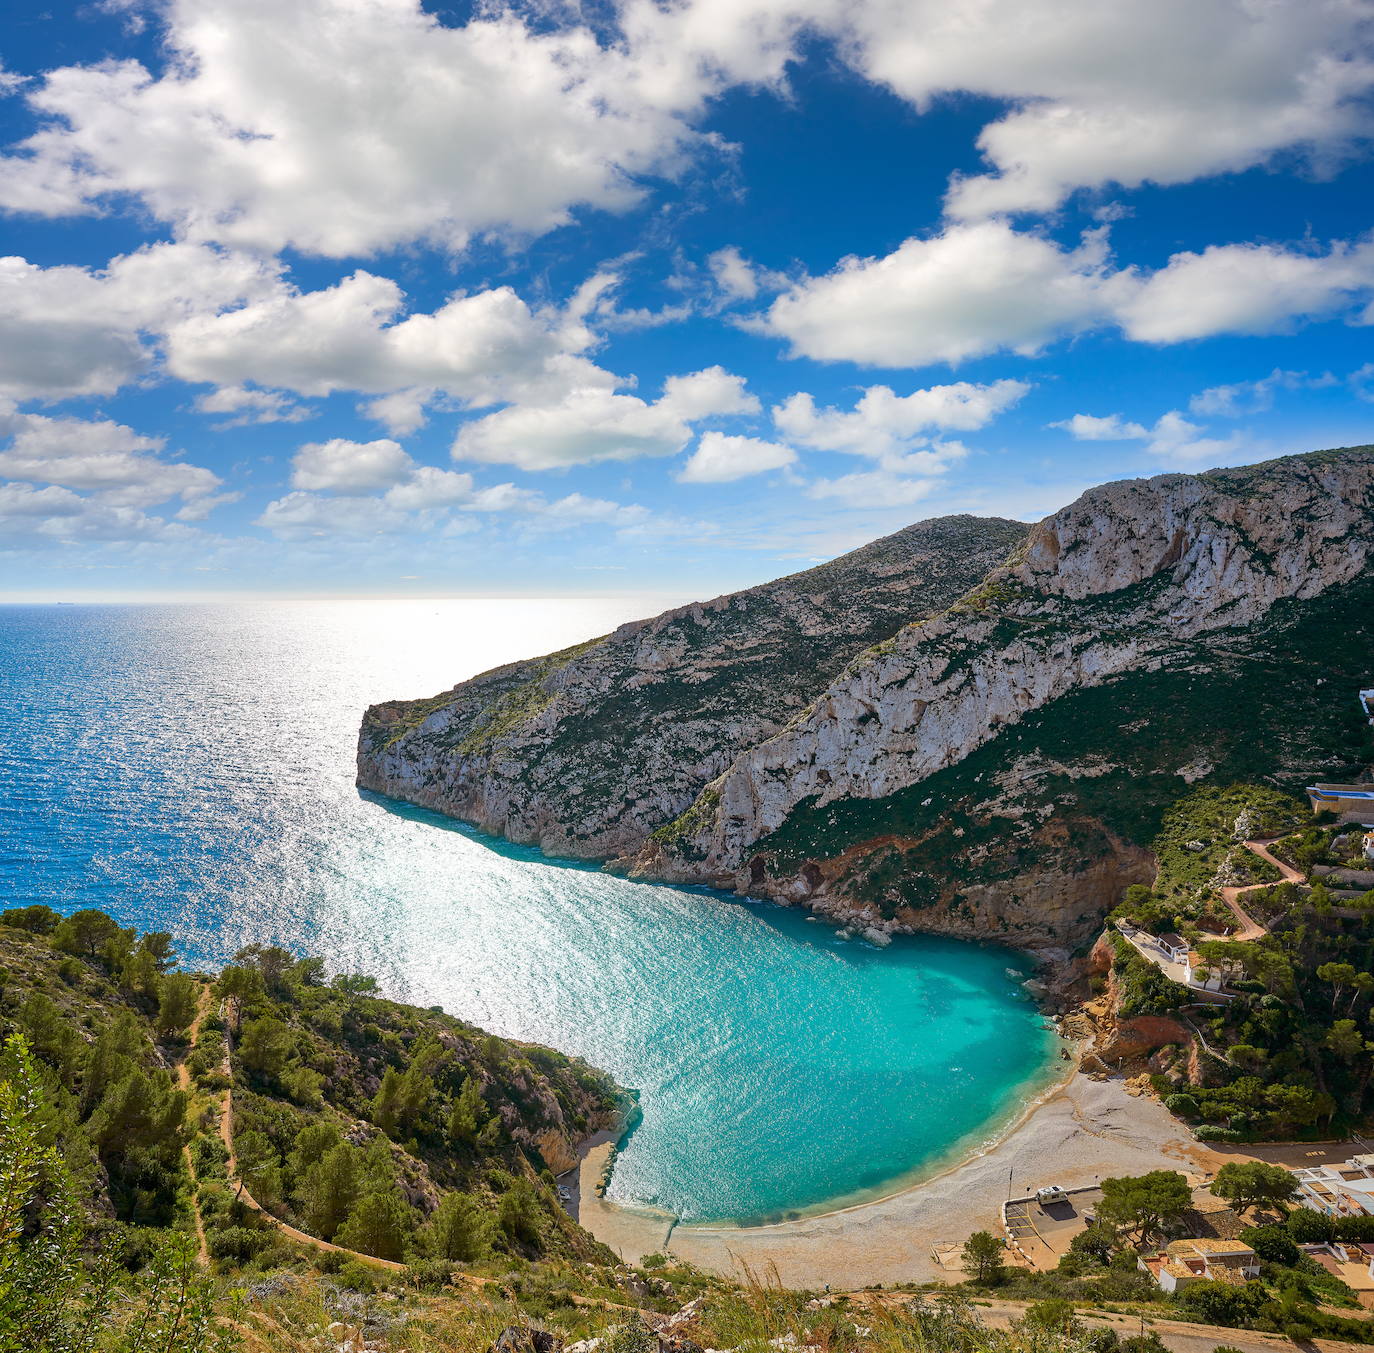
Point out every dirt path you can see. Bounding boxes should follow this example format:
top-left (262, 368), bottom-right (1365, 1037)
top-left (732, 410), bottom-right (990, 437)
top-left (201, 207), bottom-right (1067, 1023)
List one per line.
top-left (1217, 838), bottom-right (1306, 942)
top-left (176, 982), bottom-right (215, 1267)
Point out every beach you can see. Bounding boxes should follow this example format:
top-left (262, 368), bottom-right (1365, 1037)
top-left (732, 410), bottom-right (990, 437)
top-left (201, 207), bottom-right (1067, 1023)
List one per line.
top-left (575, 1070), bottom-right (1228, 1289)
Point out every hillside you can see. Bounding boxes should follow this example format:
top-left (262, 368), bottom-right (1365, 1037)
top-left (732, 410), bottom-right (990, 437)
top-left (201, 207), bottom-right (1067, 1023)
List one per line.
top-left (357, 514), bottom-right (1027, 859)
top-left (0, 905), bottom-right (622, 1279)
top-left (357, 446), bottom-right (1374, 952)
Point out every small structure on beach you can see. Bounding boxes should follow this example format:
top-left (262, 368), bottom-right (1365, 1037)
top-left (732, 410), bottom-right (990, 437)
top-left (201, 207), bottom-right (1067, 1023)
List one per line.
top-left (1140, 1239), bottom-right (1259, 1291)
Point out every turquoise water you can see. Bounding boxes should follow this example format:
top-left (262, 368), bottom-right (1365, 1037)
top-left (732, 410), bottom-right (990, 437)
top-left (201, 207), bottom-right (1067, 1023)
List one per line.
top-left (0, 600), bottom-right (1058, 1224)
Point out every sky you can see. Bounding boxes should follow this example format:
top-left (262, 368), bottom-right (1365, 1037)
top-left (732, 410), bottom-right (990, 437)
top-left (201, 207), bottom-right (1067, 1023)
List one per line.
top-left (1, 0), bottom-right (1372, 601)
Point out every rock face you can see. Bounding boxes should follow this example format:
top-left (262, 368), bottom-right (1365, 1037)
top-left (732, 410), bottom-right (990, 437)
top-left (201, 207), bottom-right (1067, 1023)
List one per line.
top-left (357, 514), bottom-right (1027, 858)
top-left (360, 447), bottom-right (1374, 947)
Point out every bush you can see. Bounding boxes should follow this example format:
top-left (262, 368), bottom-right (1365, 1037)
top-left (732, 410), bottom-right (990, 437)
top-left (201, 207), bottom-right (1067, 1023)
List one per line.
top-left (1195, 1126), bottom-right (1244, 1142)
top-left (334, 1260), bottom-right (378, 1292)
top-left (1165, 1093), bottom-right (1200, 1119)
top-left (405, 1258), bottom-right (455, 1292)
top-left (1335, 1214), bottom-right (1374, 1243)
top-left (1174, 1279), bottom-right (1266, 1327)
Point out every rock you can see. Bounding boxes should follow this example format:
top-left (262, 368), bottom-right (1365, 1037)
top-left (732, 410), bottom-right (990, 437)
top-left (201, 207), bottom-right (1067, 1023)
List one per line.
top-left (361, 448), bottom-right (1374, 947)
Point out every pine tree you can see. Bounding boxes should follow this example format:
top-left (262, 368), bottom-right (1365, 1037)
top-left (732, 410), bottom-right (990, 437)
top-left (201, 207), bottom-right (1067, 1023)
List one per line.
top-left (336, 1187), bottom-right (414, 1261)
top-left (425, 1190), bottom-right (491, 1262)
top-left (301, 1142), bottom-right (360, 1239)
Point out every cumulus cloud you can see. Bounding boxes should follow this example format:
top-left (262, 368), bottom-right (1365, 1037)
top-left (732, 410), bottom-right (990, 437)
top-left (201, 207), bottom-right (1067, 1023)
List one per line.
top-left (1050, 413), bottom-right (1149, 440)
top-left (0, 404), bottom-right (225, 512)
top-left (677, 432), bottom-right (796, 483)
top-left (759, 222), bottom-right (1123, 366)
top-left (0, 243), bottom-right (278, 401)
top-left (290, 438), bottom-right (415, 493)
top-left (452, 367), bottom-right (757, 471)
top-left (776, 379), bottom-right (1029, 456)
top-left (759, 223), bottom-right (1374, 368)
top-left (1053, 406), bottom-right (1246, 465)
top-left (193, 384), bottom-right (311, 425)
top-left (259, 443), bottom-right (652, 540)
top-left (1, 0), bottom-right (1368, 258)
top-left (0, 0), bottom-right (715, 256)
top-left (1115, 238), bottom-right (1374, 343)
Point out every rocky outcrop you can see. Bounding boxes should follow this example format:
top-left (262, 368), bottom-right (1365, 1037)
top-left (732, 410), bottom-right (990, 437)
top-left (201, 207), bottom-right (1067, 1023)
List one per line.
top-left (358, 514), bottom-right (1026, 858)
top-left (627, 447), bottom-right (1374, 942)
top-left (360, 446), bottom-right (1374, 947)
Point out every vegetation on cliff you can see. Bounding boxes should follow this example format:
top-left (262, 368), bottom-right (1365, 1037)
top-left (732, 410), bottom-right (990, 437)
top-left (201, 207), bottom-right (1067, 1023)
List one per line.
top-left (1109, 783), bottom-right (1374, 1141)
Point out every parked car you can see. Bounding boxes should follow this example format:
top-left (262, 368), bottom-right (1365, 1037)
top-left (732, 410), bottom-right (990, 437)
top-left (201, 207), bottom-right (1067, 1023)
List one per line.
top-left (1035, 1185), bottom-right (1069, 1206)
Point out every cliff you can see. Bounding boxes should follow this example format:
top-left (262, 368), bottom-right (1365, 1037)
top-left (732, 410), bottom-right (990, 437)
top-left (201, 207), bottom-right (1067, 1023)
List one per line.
top-left (357, 513), bottom-right (1026, 858)
top-left (360, 446), bottom-right (1374, 949)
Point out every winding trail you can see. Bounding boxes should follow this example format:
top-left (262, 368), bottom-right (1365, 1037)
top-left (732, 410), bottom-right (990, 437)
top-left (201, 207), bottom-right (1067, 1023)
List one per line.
top-left (1217, 838), bottom-right (1306, 942)
top-left (175, 982), bottom-right (215, 1267)
top-left (212, 997), bottom-right (407, 1273)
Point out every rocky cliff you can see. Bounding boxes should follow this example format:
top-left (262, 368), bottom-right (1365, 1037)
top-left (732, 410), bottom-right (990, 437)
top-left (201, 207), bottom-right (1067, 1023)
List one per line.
top-left (360, 446), bottom-right (1374, 950)
top-left (357, 513), bottom-right (1026, 857)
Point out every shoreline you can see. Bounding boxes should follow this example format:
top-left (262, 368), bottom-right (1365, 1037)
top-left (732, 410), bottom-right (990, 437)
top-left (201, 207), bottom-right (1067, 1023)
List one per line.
top-left (575, 1067), bottom-right (1223, 1288)
top-left (675, 1021), bottom-right (1078, 1232)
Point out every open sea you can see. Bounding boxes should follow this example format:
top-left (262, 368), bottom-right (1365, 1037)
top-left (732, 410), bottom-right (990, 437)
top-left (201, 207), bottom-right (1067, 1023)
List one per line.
top-left (0, 599), bottom-right (1058, 1224)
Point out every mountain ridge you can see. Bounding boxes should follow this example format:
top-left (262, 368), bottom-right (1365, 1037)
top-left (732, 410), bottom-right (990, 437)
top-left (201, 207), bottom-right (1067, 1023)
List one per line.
top-left (359, 446), bottom-right (1374, 951)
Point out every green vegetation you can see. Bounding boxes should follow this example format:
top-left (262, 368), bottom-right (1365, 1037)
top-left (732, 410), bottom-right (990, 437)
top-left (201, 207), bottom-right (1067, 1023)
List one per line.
top-left (752, 570), bottom-right (1374, 928)
top-left (1106, 784), bottom-right (1374, 1138)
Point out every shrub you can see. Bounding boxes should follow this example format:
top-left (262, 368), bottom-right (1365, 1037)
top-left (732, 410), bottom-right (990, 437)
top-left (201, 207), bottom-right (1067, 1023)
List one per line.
top-left (1241, 1225), bottom-right (1299, 1266)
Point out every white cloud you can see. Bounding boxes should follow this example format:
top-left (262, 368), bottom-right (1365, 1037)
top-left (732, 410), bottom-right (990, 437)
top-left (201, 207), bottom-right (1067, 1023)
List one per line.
top-left (0, 243), bottom-right (278, 400)
top-left (841, 0), bottom-right (1374, 219)
top-left (1050, 413), bottom-right (1149, 440)
top-left (194, 384), bottom-right (311, 425)
top-left (1051, 406), bottom-right (1246, 465)
top-left (0, 404), bottom-right (224, 511)
top-left (776, 379), bottom-right (1029, 456)
top-left (452, 367), bottom-right (757, 471)
top-left (759, 223), bottom-right (1374, 369)
top-left (1116, 238), bottom-right (1374, 343)
top-left (0, 0), bottom-right (717, 257)
top-left (291, 438), bottom-right (415, 493)
top-left (2, 0), bottom-right (1368, 260)
top-left (677, 432), bottom-right (796, 483)
top-left (760, 222), bottom-right (1123, 367)
top-left (659, 366), bottom-right (760, 420)
top-left (805, 469), bottom-right (942, 509)
top-left (165, 270), bottom-right (612, 417)
top-left (708, 247), bottom-right (759, 302)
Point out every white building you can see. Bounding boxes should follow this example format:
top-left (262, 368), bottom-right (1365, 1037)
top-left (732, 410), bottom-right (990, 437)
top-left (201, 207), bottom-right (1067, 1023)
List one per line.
top-left (1293, 1156), bottom-right (1374, 1218)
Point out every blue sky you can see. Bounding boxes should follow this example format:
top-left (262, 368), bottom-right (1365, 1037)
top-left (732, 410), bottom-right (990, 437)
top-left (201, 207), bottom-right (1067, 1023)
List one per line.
top-left (1, 0), bottom-right (1372, 600)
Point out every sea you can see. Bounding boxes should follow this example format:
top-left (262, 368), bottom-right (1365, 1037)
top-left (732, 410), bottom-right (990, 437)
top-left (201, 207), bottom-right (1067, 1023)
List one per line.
top-left (0, 599), bottom-right (1059, 1224)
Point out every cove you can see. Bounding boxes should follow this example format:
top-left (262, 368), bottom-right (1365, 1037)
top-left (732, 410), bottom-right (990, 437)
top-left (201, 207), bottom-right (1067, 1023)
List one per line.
top-left (0, 599), bottom-right (1060, 1224)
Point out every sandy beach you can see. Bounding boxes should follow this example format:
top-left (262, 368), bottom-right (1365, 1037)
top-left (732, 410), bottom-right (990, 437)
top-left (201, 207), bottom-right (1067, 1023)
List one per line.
top-left (575, 1070), bottom-right (1231, 1289)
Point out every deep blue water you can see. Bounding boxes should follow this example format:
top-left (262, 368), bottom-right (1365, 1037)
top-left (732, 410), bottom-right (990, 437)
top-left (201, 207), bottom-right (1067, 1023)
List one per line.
top-left (0, 601), bottom-right (1058, 1223)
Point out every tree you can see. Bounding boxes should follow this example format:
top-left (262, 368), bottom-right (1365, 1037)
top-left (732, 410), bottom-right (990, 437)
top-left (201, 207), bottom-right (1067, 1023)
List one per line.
top-left (1241, 1224), bottom-right (1299, 1266)
top-left (1210, 1161), bottom-right (1299, 1214)
top-left (1286, 1207), bottom-right (1335, 1244)
top-left (425, 1190), bottom-right (491, 1261)
top-left (155, 972), bottom-right (199, 1038)
top-left (497, 1178), bottom-right (544, 1250)
top-left (1317, 962), bottom-right (1358, 1014)
top-left (0, 1034), bottom-right (233, 1353)
top-left (1098, 1170), bottom-right (1192, 1239)
top-left (447, 1075), bottom-right (488, 1145)
top-left (1, 903), bottom-right (60, 933)
top-left (1326, 1019), bottom-right (1368, 1062)
top-left (236, 1015), bottom-right (294, 1083)
top-left (302, 1142), bottom-right (360, 1239)
top-left (960, 1230), bottom-right (1004, 1284)
top-left (1023, 1298), bottom-right (1080, 1335)
top-left (1068, 1219), bottom-right (1121, 1265)
top-left (52, 908), bottom-right (121, 958)
top-left (1174, 1279), bottom-right (1266, 1327)
top-left (336, 1186), bottom-right (414, 1261)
